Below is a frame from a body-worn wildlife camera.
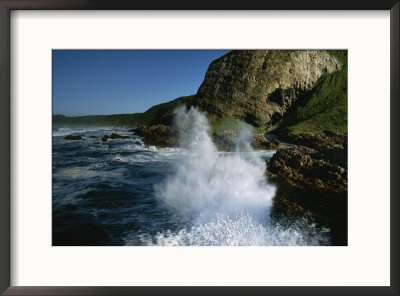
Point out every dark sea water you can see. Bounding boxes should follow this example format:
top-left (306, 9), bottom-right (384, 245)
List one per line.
top-left (52, 109), bottom-right (331, 246)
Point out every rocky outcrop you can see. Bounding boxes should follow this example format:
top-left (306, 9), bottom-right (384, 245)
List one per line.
top-left (131, 126), bottom-right (148, 137)
top-left (279, 131), bottom-right (348, 166)
top-left (64, 135), bottom-right (83, 140)
top-left (280, 130), bottom-right (346, 149)
top-left (194, 50), bottom-right (342, 127)
top-left (267, 147), bottom-right (347, 193)
top-left (132, 125), bottom-right (178, 148)
top-left (101, 133), bottom-right (130, 142)
top-left (252, 134), bottom-right (280, 150)
top-left (266, 146), bottom-right (347, 245)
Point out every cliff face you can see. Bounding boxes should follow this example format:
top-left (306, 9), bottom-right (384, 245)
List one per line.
top-left (194, 50), bottom-right (342, 127)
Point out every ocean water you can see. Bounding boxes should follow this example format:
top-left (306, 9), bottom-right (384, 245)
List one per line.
top-left (52, 108), bottom-right (330, 246)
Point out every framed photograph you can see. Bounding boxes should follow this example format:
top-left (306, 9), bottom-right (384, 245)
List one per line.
top-left (1, 1), bottom-right (399, 295)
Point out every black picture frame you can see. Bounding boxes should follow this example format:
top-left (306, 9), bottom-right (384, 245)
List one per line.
top-left (0, 1), bottom-right (399, 295)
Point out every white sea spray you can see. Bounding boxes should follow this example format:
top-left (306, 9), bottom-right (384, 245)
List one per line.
top-left (154, 107), bottom-right (275, 225)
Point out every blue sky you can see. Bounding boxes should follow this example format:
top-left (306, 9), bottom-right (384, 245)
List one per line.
top-left (52, 50), bottom-right (229, 116)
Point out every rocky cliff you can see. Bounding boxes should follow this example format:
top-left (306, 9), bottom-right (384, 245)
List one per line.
top-left (193, 50), bottom-right (342, 128)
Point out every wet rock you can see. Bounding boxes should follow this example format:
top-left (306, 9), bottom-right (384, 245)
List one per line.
top-left (89, 136), bottom-right (98, 138)
top-left (278, 131), bottom-right (348, 166)
top-left (267, 147), bottom-right (347, 193)
top-left (131, 126), bottom-right (148, 137)
top-left (212, 130), bottom-right (237, 151)
top-left (133, 125), bottom-right (178, 148)
top-left (280, 130), bottom-right (346, 149)
top-left (64, 135), bottom-right (83, 140)
top-left (252, 134), bottom-right (268, 149)
top-left (268, 139), bottom-right (280, 149)
top-left (110, 133), bottom-right (130, 139)
top-left (266, 146), bottom-right (347, 245)
top-left (135, 141), bottom-right (142, 146)
top-left (102, 133), bottom-right (130, 142)
top-left (252, 134), bottom-right (280, 150)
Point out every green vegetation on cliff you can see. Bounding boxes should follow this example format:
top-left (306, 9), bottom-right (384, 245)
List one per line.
top-left (138, 95), bottom-right (193, 126)
top-left (274, 51), bottom-right (348, 135)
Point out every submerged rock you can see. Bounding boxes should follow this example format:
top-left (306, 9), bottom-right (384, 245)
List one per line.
top-left (89, 136), bottom-right (98, 138)
top-left (64, 135), bottom-right (83, 140)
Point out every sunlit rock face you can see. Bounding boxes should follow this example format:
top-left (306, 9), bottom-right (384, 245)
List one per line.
top-left (194, 50), bottom-right (342, 127)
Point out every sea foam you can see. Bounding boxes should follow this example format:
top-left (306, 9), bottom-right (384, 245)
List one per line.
top-left (127, 107), bottom-right (330, 246)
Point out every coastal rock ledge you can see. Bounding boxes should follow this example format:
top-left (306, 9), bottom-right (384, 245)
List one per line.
top-left (266, 146), bottom-right (348, 245)
top-left (132, 125), bottom-right (178, 148)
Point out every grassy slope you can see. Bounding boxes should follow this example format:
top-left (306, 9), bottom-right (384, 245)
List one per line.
top-left (138, 95), bottom-right (193, 126)
top-left (274, 50), bottom-right (348, 135)
top-left (53, 95), bottom-right (194, 127)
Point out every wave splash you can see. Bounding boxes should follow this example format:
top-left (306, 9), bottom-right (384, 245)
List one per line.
top-left (133, 107), bottom-right (329, 246)
top-left (154, 107), bottom-right (274, 224)
top-left (138, 212), bottom-right (330, 246)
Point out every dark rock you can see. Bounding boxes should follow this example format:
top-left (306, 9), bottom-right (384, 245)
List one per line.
top-left (131, 126), bottom-right (148, 137)
top-left (133, 125), bottom-right (178, 148)
top-left (252, 134), bottom-right (268, 149)
top-left (102, 133), bottom-right (130, 142)
top-left (252, 134), bottom-right (280, 150)
top-left (89, 136), bottom-right (98, 138)
top-left (278, 131), bottom-right (348, 166)
top-left (269, 139), bottom-right (280, 149)
top-left (110, 133), bottom-right (130, 139)
top-left (135, 141), bottom-right (142, 146)
top-left (280, 130), bottom-right (346, 150)
top-left (267, 147), bottom-right (347, 193)
top-left (64, 135), bottom-right (83, 140)
top-left (266, 146), bottom-right (347, 245)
